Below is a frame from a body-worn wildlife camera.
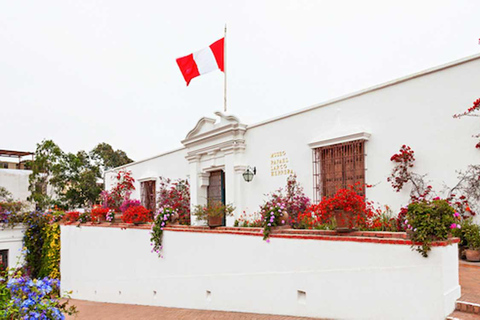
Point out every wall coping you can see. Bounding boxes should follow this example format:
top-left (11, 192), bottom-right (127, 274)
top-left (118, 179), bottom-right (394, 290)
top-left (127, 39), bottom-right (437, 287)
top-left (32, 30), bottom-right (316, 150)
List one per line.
top-left (62, 223), bottom-right (459, 247)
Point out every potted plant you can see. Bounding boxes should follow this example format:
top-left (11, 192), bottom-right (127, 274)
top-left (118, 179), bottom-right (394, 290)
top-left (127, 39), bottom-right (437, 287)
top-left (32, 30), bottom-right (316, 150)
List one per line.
top-left (193, 202), bottom-right (235, 228)
top-left (320, 186), bottom-right (368, 232)
top-left (91, 206), bottom-right (109, 223)
top-left (462, 219), bottom-right (480, 262)
top-left (261, 203), bottom-right (290, 241)
top-left (121, 205), bottom-right (153, 225)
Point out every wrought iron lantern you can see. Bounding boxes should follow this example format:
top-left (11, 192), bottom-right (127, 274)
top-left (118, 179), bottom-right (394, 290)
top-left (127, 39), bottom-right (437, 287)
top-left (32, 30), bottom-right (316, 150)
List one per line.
top-left (242, 166), bottom-right (256, 182)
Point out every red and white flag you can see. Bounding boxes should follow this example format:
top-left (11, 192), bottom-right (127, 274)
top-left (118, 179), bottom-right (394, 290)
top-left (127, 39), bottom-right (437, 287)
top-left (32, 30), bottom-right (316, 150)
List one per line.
top-left (176, 38), bottom-right (224, 86)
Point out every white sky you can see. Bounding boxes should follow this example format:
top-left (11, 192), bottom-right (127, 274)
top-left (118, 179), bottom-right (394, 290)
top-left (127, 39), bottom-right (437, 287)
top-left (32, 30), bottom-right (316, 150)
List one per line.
top-left (1, 1), bottom-right (479, 160)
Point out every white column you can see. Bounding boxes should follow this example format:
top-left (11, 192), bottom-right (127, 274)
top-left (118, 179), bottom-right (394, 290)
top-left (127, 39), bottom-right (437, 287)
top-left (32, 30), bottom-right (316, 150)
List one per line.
top-left (188, 156), bottom-right (205, 226)
top-left (224, 152), bottom-right (236, 226)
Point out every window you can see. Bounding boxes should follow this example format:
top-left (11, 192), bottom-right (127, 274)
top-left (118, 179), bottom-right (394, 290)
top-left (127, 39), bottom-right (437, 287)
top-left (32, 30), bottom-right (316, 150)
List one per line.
top-left (0, 250), bottom-right (8, 273)
top-left (141, 180), bottom-right (156, 212)
top-left (313, 139), bottom-right (365, 202)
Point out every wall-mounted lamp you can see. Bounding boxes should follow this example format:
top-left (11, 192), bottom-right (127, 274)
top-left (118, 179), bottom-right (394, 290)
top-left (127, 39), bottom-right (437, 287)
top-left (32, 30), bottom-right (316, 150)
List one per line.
top-left (242, 166), bottom-right (256, 182)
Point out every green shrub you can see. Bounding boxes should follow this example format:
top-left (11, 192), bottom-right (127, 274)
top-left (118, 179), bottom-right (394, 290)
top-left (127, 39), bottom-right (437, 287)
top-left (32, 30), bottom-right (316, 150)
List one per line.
top-left (406, 200), bottom-right (459, 257)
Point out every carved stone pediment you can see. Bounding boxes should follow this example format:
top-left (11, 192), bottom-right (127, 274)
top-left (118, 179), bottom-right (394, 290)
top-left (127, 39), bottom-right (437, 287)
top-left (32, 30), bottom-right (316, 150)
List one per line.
top-left (182, 112), bottom-right (247, 161)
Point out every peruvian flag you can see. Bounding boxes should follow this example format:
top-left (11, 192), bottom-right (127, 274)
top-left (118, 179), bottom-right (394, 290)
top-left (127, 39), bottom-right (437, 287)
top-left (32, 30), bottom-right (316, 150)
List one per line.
top-left (176, 38), bottom-right (224, 86)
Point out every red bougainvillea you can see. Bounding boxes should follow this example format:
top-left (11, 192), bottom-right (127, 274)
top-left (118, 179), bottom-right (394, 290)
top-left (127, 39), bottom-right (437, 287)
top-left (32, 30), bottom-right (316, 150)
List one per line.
top-left (101, 170), bottom-right (136, 210)
top-left (121, 205), bottom-right (152, 224)
top-left (453, 97), bottom-right (480, 149)
top-left (387, 145), bottom-right (415, 192)
top-left (302, 184), bottom-right (377, 230)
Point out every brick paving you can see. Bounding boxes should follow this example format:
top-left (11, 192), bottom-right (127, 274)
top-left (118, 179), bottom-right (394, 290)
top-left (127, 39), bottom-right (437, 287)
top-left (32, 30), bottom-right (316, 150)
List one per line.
top-left (65, 300), bottom-right (324, 320)
top-left (459, 261), bottom-right (480, 305)
top-left (448, 261), bottom-right (480, 319)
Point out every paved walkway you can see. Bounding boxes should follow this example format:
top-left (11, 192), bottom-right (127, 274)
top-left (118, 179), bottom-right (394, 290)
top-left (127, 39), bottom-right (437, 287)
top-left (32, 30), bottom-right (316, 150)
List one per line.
top-left (65, 300), bottom-right (322, 320)
top-left (448, 261), bottom-right (480, 319)
top-left (67, 261), bottom-right (480, 320)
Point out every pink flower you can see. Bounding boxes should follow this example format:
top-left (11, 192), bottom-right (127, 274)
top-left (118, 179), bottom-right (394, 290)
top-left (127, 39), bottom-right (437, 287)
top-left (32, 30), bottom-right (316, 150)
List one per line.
top-left (450, 223), bottom-right (457, 229)
top-left (266, 239), bottom-right (270, 243)
top-left (454, 212), bottom-right (460, 218)
top-left (457, 224), bottom-right (461, 229)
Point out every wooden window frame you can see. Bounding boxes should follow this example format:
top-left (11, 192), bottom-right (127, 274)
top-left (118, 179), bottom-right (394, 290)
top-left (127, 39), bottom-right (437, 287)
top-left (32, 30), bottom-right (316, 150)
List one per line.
top-left (140, 180), bottom-right (156, 213)
top-left (313, 139), bottom-right (366, 202)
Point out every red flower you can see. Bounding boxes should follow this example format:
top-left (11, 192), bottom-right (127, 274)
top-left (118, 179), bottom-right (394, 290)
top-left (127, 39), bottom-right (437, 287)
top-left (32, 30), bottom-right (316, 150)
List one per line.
top-left (121, 205), bottom-right (152, 224)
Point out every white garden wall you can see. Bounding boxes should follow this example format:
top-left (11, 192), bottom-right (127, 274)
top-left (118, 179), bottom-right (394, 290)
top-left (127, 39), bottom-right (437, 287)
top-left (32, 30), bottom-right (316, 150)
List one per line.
top-left (61, 225), bottom-right (460, 320)
top-left (0, 226), bottom-right (25, 268)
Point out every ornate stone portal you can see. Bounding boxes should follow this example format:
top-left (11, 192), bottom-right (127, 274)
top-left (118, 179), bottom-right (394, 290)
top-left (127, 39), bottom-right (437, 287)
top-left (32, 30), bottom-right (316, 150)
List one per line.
top-left (181, 112), bottom-right (247, 226)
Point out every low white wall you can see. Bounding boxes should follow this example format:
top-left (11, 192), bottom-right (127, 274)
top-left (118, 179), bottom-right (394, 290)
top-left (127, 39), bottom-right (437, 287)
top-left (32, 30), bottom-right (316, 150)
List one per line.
top-left (61, 226), bottom-right (460, 320)
top-left (0, 226), bottom-right (25, 268)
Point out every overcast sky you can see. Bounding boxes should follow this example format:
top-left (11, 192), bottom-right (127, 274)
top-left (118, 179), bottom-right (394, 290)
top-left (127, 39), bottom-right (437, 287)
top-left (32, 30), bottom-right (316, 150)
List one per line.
top-left (1, 1), bottom-right (479, 161)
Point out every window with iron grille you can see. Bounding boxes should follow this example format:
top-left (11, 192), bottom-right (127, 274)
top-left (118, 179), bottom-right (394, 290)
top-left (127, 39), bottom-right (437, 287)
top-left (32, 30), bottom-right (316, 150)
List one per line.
top-left (313, 139), bottom-right (365, 202)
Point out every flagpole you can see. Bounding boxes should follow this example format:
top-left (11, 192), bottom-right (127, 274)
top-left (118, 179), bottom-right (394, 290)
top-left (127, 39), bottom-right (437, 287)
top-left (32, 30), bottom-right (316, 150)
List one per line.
top-left (224, 23), bottom-right (227, 113)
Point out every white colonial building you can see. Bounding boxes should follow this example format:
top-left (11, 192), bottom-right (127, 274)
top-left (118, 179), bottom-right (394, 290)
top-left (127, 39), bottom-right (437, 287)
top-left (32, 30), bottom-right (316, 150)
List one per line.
top-left (105, 53), bottom-right (480, 224)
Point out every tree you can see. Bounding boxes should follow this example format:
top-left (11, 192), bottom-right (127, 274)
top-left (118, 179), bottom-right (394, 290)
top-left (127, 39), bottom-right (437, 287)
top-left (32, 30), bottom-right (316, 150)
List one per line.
top-left (90, 142), bottom-right (133, 174)
top-left (29, 140), bottom-right (133, 210)
top-left (28, 140), bottom-right (64, 210)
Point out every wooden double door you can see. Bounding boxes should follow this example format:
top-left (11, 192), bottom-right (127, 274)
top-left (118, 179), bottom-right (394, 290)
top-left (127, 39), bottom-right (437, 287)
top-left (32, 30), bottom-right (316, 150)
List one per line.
top-left (207, 170), bottom-right (226, 226)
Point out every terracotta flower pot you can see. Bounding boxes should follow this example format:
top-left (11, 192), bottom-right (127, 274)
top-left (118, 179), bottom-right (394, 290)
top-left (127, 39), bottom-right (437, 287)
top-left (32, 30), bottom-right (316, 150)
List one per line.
top-left (114, 213), bottom-right (123, 222)
top-left (334, 209), bottom-right (357, 233)
top-left (208, 216), bottom-right (223, 228)
top-left (273, 212), bottom-right (290, 230)
top-left (465, 249), bottom-right (480, 262)
top-left (169, 212), bottom-right (180, 225)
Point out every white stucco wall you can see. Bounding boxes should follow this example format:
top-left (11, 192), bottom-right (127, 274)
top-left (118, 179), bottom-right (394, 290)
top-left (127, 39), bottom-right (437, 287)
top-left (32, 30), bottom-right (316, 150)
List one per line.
top-left (61, 225), bottom-right (460, 320)
top-left (104, 54), bottom-right (480, 223)
top-left (104, 148), bottom-right (188, 200)
top-left (0, 169), bottom-right (32, 201)
top-left (239, 55), bottom-right (480, 219)
top-left (0, 226), bottom-right (25, 268)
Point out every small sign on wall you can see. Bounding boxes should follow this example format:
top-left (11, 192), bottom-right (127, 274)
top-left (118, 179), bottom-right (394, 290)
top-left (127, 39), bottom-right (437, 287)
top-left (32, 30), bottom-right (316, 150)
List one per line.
top-left (270, 151), bottom-right (294, 176)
